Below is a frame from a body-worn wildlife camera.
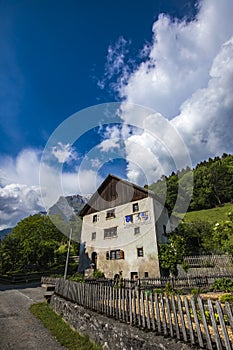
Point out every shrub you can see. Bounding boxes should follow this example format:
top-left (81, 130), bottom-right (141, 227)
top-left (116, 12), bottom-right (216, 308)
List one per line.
top-left (212, 278), bottom-right (233, 292)
top-left (164, 282), bottom-right (174, 295)
top-left (68, 274), bottom-right (84, 283)
top-left (176, 288), bottom-right (185, 295)
top-left (219, 293), bottom-right (233, 303)
top-left (93, 269), bottom-right (105, 278)
top-left (153, 288), bottom-right (164, 294)
top-left (191, 287), bottom-right (201, 296)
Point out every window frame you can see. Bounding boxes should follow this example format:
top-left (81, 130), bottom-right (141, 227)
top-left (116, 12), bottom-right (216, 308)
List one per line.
top-left (104, 226), bottom-right (117, 239)
top-left (91, 232), bottom-right (96, 240)
top-left (137, 247), bottom-right (144, 257)
top-left (106, 209), bottom-right (115, 219)
top-left (107, 249), bottom-right (124, 260)
top-left (93, 214), bottom-right (97, 223)
top-left (132, 202), bottom-right (139, 212)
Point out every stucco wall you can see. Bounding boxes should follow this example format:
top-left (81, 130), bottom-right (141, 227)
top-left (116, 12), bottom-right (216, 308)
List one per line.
top-left (80, 197), bottom-right (169, 279)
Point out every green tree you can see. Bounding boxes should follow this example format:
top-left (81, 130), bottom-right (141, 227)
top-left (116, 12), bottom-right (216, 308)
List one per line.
top-left (0, 213), bottom-right (72, 273)
top-left (204, 212), bottom-right (233, 254)
top-left (158, 236), bottom-right (185, 276)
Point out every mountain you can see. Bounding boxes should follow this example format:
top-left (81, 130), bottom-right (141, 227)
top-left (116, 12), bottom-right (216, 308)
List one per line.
top-left (48, 194), bottom-right (89, 219)
top-left (0, 227), bottom-right (12, 239)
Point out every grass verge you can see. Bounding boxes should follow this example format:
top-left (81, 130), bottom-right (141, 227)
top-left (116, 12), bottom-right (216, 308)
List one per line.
top-left (30, 302), bottom-right (101, 350)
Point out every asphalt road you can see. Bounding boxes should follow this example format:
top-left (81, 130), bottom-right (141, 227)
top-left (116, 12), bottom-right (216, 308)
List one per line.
top-left (0, 283), bottom-right (66, 350)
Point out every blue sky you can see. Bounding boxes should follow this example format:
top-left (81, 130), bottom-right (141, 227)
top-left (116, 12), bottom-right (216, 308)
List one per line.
top-left (0, 0), bottom-right (233, 229)
top-left (0, 0), bottom-right (197, 156)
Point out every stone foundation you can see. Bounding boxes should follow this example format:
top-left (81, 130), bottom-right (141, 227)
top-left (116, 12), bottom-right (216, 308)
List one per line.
top-left (50, 294), bottom-right (193, 350)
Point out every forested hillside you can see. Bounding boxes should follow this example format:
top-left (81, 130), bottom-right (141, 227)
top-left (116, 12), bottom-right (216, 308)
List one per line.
top-left (149, 153), bottom-right (233, 213)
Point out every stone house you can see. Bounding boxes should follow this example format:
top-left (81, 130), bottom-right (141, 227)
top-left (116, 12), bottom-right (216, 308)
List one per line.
top-left (79, 174), bottom-right (170, 279)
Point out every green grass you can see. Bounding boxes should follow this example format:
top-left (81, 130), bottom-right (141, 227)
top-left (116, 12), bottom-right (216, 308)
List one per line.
top-left (30, 302), bottom-right (101, 350)
top-left (182, 203), bottom-right (233, 224)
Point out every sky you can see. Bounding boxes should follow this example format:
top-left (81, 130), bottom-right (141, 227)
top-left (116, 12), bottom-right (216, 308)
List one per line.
top-left (0, 0), bottom-right (233, 230)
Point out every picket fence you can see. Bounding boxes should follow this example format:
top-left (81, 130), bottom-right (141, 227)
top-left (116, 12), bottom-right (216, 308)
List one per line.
top-left (183, 255), bottom-right (233, 268)
top-left (85, 274), bottom-right (233, 290)
top-left (55, 278), bottom-right (233, 350)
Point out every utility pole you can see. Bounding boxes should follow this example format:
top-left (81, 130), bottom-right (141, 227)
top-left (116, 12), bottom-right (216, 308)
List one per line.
top-left (64, 215), bottom-right (75, 279)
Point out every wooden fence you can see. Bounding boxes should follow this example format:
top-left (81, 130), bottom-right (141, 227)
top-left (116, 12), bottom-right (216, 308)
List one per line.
top-left (183, 255), bottom-right (233, 268)
top-left (55, 278), bottom-right (233, 350)
top-left (85, 274), bottom-right (233, 291)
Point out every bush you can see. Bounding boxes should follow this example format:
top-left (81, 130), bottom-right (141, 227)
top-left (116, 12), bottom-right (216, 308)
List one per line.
top-left (212, 278), bottom-right (233, 292)
top-left (164, 282), bottom-right (174, 295)
top-left (191, 287), bottom-right (201, 297)
top-left (176, 288), bottom-right (185, 295)
top-left (93, 269), bottom-right (105, 278)
top-left (219, 293), bottom-right (233, 303)
top-left (68, 274), bottom-right (84, 283)
top-left (153, 288), bottom-right (164, 294)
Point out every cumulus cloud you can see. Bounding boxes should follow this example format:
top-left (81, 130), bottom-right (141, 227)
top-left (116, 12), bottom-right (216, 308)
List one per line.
top-left (103, 0), bottom-right (233, 185)
top-left (0, 148), bottom-right (103, 229)
top-left (51, 142), bottom-right (78, 163)
top-left (98, 125), bottom-right (121, 152)
top-left (0, 184), bottom-right (43, 230)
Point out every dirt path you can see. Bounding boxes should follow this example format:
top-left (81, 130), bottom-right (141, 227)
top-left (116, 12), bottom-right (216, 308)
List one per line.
top-left (0, 283), bottom-right (66, 350)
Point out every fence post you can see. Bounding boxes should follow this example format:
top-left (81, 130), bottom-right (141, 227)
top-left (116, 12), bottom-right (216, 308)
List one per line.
top-left (215, 301), bottom-right (232, 350)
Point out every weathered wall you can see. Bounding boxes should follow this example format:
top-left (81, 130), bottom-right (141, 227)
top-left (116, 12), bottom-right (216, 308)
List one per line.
top-left (81, 197), bottom-right (164, 279)
top-left (50, 294), bottom-right (192, 350)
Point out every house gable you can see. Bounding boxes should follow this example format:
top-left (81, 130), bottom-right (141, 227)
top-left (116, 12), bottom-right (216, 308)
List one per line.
top-left (80, 174), bottom-right (150, 216)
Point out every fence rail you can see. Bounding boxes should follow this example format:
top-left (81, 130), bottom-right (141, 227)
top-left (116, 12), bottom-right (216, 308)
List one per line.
top-left (85, 274), bottom-right (233, 291)
top-left (55, 278), bottom-right (233, 350)
top-left (183, 255), bottom-right (233, 267)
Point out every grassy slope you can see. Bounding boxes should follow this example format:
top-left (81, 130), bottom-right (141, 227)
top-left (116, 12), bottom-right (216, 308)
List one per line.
top-left (30, 302), bottom-right (101, 350)
top-left (182, 203), bottom-right (233, 223)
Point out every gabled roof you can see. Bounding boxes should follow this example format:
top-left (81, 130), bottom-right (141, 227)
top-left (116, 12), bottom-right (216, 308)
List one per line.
top-left (79, 174), bottom-right (163, 216)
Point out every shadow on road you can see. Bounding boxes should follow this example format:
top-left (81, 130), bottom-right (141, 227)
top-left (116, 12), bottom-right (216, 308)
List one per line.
top-left (0, 281), bottom-right (41, 291)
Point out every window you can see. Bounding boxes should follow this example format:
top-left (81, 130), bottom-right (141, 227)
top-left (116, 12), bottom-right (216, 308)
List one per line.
top-left (91, 232), bottom-right (96, 240)
top-left (133, 203), bottom-right (139, 212)
top-left (104, 226), bottom-right (117, 239)
top-left (144, 272), bottom-right (149, 278)
top-left (108, 249), bottom-right (124, 260)
top-left (137, 247), bottom-right (144, 257)
top-left (93, 214), bottom-right (97, 223)
top-left (163, 224), bottom-right (167, 235)
top-left (106, 209), bottom-right (115, 219)
top-left (125, 215), bottom-right (133, 224)
top-left (134, 227), bottom-right (140, 235)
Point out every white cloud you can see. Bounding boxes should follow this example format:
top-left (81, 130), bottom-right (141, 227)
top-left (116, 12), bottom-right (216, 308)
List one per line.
top-left (98, 125), bottom-right (122, 152)
top-left (0, 148), bottom-right (103, 229)
top-left (103, 0), bottom-right (233, 185)
top-left (118, 0), bottom-right (233, 119)
top-left (98, 36), bottom-right (133, 91)
top-left (0, 184), bottom-right (43, 230)
top-left (173, 35), bottom-right (233, 163)
top-left (51, 142), bottom-right (78, 163)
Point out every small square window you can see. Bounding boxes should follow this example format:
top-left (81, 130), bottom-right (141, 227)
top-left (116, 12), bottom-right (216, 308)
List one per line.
top-left (93, 215), bottom-right (97, 223)
top-left (134, 227), bottom-right (140, 234)
top-left (144, 272), bottom-right (149, 278)
top-left (91, 232), bottom-right (96, 240)
top-left (163, 224), bottom-right (167, 235)
top-left (137, 247), bottom-right (144, 257)
top-left (133, 203), bottom-right (139, 212)
top-left (106, 209), bottom-right (115, 219)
